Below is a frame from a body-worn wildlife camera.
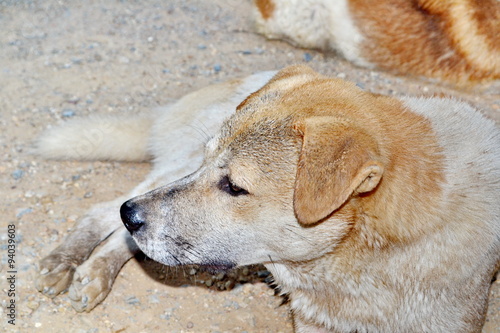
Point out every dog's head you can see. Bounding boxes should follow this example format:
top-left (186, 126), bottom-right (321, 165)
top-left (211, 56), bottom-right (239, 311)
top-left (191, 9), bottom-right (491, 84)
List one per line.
top-left (121, 66), bottom-right (384, 270)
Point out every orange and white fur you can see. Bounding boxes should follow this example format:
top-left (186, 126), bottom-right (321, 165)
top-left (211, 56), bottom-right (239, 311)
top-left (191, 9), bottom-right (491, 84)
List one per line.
top-left (254, 0), bottom-right (500, 83)
top-left (37, 66), bottom-right (500, 332)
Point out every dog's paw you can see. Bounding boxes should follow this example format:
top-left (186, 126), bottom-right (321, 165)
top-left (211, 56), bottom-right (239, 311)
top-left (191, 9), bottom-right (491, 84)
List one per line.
top-left (67, 258), bottom-right (116, 312)
top-left (36, 253), bottom-right (76, 297)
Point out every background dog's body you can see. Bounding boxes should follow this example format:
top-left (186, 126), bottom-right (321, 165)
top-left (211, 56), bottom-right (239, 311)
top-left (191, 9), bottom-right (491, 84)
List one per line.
top-left (254, 0), bottom-right (500, 83)
top-left (38, 66), bottom-right (500, 331)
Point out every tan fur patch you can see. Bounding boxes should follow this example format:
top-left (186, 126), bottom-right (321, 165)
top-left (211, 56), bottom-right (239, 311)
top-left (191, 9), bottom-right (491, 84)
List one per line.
top-left (354, 96), bottom-right (446, 244)
top-left (350, 0), bottom-right (500, 82)
top-left (255, 0), bottom-right (275, 20)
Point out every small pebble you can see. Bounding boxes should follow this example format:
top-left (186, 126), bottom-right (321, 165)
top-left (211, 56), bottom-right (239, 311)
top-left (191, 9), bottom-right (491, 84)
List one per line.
top-left (27, 301), bottom-right (40, 311)
top-left (53, 218), bottom-right (66, 224)
top-left (356, 82), bottom-right (365, 90)
top-left (20, 264), bottom-right (32, 272)
top-left (125, 295), bottom-right (140, 305)
top-left (11, 169), bottom-right (24, 180)
top-left (213, 64), bottom-right (222, 72)
top-left (66, 97), bottom-right (80, 104)
top-left (224, 280), bottom-right (234, 290)
top-left (16, 208), bottom-right (33, 218)
top-left (40, 196), bottom-right (53, 206)
top-left (83, 191), bottom-right (93, 198)
top-left (304, 52), bottom-right (313, 62)
top-left (257, 270), bottom-right (271, 278)
top-left (162, 308), bottom-right (175, 320)
top-left (148, 294), bottom-right (160, 304)
top-left (62, 109), bottom-right (76, 118)
top-left (224, 300), bottom-right (240, 309)
top-left (118, 56), bottom-right (130, 64)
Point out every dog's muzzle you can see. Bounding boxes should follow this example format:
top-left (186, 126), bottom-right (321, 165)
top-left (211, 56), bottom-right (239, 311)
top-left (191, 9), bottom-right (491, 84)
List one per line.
top-left (120, 200), bottom-right (146, 233)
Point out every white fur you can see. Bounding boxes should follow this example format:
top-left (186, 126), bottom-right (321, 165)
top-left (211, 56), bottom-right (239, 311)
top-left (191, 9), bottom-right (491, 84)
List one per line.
top-left (254, 0), bottom-right (371, 67)
top-left (35, 114), bottom-right (153, 162)
top-left (403, 97), bottom-right (500, 246)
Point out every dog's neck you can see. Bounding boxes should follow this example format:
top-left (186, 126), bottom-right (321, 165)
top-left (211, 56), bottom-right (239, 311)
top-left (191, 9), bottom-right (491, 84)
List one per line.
top-left (264, 254), bottom-right (391, 331)
top-left (351, 98), bottom-right (447, 246)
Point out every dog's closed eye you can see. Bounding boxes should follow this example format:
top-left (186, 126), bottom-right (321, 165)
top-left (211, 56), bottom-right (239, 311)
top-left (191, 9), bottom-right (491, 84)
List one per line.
top-left (218, 176), bottom-right (249, 196)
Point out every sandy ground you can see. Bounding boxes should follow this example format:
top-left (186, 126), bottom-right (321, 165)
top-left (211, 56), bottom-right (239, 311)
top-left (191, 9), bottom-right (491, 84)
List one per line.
top-left (1, 1), bottom-right (499, 332)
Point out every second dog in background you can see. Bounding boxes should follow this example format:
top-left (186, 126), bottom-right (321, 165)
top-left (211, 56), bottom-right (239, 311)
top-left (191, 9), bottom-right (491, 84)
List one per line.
top-left (254, 0), bottom-right (500, 83)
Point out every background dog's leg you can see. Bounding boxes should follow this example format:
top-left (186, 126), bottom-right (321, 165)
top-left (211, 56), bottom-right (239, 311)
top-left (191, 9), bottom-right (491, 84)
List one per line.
top-left (35, 197), bottom-right (126, 299)
top-left (67, 227), bottom-right (138, 312)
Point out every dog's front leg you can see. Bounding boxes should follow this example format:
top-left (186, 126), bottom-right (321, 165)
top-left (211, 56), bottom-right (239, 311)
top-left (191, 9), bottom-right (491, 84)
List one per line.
top-left (66, 227), bottom-right (138, 312)
top-left (36, 197), bottom-right (128, 306)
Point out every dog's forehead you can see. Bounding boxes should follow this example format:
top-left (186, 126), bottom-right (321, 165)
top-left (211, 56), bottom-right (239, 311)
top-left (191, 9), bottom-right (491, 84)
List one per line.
top-left (205, 112), bottom-right (297, 163)
top-left (205, 67), bottom-right (364, 162)
top-left (205, 90), bottom-right (290, 155)
top-left (202, 100), bottom-right (303, 182)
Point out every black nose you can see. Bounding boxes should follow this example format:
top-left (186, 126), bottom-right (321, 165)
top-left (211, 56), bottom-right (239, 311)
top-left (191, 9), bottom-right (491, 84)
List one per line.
top-left (120, 200), bottom-right (146, 233)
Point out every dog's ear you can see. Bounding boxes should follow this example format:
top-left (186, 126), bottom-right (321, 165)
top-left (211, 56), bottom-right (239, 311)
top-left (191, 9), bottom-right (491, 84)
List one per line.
top-left (293, 117), bottom-right (384, 225)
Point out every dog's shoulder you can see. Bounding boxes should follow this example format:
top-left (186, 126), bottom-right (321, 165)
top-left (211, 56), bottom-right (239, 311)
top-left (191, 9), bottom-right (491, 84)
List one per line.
top-left (402, 96), bottom-right (500, 174)
top-left (402, 97), bottom-right (500, 214)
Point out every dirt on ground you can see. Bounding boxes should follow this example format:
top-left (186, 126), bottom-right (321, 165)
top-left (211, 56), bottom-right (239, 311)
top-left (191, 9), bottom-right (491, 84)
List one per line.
top-left (1, 1), bottom-right (499, 332)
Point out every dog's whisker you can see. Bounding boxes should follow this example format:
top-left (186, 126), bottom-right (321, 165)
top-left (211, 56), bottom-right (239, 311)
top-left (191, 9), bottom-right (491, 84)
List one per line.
top-left (183, 247), bottom-right (202, 260)
top-left (283, 226), bottom-right (317, 246)
top-left (186, 122), bottom-right (212, 144)
top-left (167, 251), bottom-right (182, 266)
top-left (193, 119), bottom-right (213, 142)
